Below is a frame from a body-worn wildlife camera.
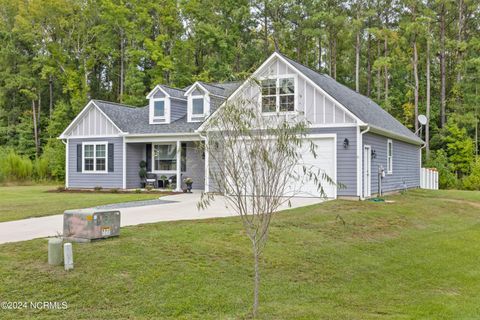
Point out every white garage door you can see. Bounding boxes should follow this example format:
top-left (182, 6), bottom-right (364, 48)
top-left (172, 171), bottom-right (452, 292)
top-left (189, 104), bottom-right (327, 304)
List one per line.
top-left (286, 136), bottom-right (336, 198)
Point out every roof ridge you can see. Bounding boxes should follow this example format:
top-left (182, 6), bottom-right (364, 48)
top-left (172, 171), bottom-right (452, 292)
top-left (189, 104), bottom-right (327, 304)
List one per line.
top-left (199, 81), bottom-right (226, 90)
top-left (158, 84), bottom-right (186, 92)
top-left (93, 99), bottom-right (138, 109)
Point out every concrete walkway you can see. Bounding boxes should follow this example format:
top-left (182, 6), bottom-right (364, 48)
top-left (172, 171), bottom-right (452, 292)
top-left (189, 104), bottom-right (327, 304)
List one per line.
top-left (0, 193), bottom-right (323, 244)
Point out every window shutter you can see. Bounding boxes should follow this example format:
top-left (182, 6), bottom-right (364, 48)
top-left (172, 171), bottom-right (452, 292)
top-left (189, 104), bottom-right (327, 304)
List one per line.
top-left (76, 144), bottom-right (82, 172)
top-left (146, 144), bottom-right (152, 172)
top-left (108, 143), bottom-right (114, 172)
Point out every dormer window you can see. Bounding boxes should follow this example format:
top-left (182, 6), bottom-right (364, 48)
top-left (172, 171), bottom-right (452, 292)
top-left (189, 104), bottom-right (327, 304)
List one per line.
top-left (185, 82), bottom-right (211, 122)
top-left (192, 97), bottom-right (204, 115)
top-left (261, 76), bottom-right (296, 113)
top-left (154, 99), bottom-right (165, 118)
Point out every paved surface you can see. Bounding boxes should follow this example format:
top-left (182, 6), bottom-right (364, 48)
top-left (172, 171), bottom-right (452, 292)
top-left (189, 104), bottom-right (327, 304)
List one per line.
top-left (0, 193), bottom-right (324, 244)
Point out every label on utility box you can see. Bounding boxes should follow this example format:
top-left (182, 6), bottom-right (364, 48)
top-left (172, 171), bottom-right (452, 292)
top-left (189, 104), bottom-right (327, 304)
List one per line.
top-left (101, 227), bottom-right (111, 236)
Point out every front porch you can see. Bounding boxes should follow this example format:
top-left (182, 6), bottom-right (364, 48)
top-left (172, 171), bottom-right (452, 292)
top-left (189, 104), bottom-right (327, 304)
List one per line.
top-left (124, 135), bottom-right (206, 192)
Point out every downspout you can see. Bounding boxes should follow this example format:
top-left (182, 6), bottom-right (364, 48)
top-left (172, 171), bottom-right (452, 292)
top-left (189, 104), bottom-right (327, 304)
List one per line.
top-left (359, 125), bottom-right (370, 200)
top-left (61, 139), bottom-right (68, 189)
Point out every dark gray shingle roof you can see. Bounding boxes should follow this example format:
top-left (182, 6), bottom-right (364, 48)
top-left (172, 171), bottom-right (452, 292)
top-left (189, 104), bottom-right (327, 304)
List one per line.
top-left (158, 85), bottom-right (186, 99)
top-left (184, 81), bottom-right (242, 97)
top-left (94, 100), bottom-right (202, 134)
top-left (279, 53), bottom-right (423, 144)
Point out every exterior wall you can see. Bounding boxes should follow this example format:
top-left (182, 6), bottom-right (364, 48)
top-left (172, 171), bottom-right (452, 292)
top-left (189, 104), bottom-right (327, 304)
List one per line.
top-left (183, 141), bottom-right (205, 190)
top-left (126, 143), bottom-right (145, 188)
top-left (68, 137), bottom-right (123, 189)
top-left (363, 132), bottom-right (420, 195)
top-left (170, 99), bottom-right (186, 122)
top-left (309, 127), bottom-right (357, 197)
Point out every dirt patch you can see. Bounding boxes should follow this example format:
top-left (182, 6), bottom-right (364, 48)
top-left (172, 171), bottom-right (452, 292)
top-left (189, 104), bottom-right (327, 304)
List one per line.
top-left (436, 198), bottom-right (480, 209)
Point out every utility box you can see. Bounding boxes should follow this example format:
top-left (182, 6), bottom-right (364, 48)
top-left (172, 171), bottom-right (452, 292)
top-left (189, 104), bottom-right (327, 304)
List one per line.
top-left (63, 208), bottom-right (120, 242)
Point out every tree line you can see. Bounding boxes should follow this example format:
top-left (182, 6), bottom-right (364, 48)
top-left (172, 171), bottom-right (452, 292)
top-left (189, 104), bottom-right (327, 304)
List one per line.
top-left (0, 0), bottom-right (479, 188)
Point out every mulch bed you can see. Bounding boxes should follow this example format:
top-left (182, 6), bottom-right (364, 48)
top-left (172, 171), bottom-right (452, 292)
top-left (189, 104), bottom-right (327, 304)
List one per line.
top-left (46, 188), bottom-right (177, 195)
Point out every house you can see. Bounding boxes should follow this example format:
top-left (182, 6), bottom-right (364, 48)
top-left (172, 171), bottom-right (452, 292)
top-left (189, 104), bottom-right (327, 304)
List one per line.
top-left (59, 52), bottom-right (423, 199)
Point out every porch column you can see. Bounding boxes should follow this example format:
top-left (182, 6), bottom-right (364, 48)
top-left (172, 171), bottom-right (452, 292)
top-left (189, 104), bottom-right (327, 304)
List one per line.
top-left (175, 140), bottom-right (182, 192)
top-left (204, 137), bottom-right (209, 193)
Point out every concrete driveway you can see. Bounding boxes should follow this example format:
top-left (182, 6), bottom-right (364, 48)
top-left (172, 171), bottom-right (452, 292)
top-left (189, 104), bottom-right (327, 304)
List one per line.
top-left (0, 193), bottom-right (324, 244)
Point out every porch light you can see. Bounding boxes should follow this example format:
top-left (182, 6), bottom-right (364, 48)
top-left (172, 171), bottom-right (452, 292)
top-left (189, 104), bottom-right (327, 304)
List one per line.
top-left (371, 149), bottom-right (377, 159)
top-left (343, 138), bottom-right (349, 149)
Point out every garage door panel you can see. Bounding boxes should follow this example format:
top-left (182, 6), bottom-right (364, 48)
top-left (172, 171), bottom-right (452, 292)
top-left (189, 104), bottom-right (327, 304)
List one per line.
top-left (286, 137), bottom-right (336, 198)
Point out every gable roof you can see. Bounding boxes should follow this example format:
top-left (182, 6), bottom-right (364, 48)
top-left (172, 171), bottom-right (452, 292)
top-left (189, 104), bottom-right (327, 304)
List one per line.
top-left (184, 81), bottom-right (242, 98)
top-left (146, 84), bottom-right (186, 100)
top-left (93, 100), bottom-right (201, 135)
top-left (277, 53), bottom-right (423, 144)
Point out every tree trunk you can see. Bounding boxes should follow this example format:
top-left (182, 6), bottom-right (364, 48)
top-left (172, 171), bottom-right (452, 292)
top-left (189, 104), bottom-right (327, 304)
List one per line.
top-left (318, 36), bottom-right (322, 71)
top-left (333, 37), bottom-right (337, 80)
top-left (264, 1), bottom-right (268, 55)
top-left (367, 31), bottom-right (372, 97)
top-left (49, 75), bottom-right (53, 119)
top-left (384, 36), bottom-right (389, 105)
top-left (413, 39), bottom-right (419, 132)
top-left (32, 99), bottom-right (39, 159)
top-left (440, 3), bottom-right (446, 127)
top-left (252, 242), bottom-right (260, 318)
top-left (377, 40), bottom-right (381, 101)
top-left (355, 30), bottom-right (360, 92)
top-left (457, 0), bottom-right (463, 84)
top-left (426, 36), bottom-right (431, 160)
top-left (119, 28), bottom-right (125, 103)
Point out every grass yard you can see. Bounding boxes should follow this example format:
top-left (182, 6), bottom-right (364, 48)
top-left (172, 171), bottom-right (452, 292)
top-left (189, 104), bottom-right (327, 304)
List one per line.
top-left (0, 186), bottom-right (163, 222)
top-left (1, 189), bottom-right (480, 319)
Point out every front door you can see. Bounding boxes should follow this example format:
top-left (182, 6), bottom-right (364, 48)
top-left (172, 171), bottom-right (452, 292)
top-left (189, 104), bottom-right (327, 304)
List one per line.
top-left (363, 145), bottom-right (372, 198)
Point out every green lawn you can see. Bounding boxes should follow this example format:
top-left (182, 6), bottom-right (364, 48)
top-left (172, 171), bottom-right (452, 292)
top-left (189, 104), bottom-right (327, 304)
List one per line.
top-left (0, 186), bottom-right (163, 222)
top-left (1, 189), bottom-right (480, 319)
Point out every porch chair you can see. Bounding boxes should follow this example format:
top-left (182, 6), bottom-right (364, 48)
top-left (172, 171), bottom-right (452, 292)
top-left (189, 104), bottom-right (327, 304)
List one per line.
top-left (145, 173), bottom-right (158, 188)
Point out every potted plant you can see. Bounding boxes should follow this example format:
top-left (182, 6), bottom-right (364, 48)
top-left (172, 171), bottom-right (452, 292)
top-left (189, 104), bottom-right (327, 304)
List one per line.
top-left (183, 177), bottom-right (193, 193)
top-left (160, 175), bottom-right (167, 188)
top-left (139, 161), bottom-right (147, 188)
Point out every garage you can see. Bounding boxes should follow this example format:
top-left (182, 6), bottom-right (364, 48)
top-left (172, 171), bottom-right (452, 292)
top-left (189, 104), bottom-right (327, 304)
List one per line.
top-left (286, 135), bottom-right (337, 198)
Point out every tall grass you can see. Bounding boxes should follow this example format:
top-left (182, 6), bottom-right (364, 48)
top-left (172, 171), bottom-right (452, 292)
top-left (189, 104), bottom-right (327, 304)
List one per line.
top-left (0, 146), bottom-right (64, 183)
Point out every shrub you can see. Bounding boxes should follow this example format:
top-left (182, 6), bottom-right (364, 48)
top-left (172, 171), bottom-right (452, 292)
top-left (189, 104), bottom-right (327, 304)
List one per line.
top-left (135, 189), bottom-right (141, 193)
top-left (424, 150), bottom-right (457, 189)
top-left (462, 159), bottom-right (480, 190)
top-left (94, 186), bottom-right (103, 191)
top-left (111, 188), bottom-right (119, 193)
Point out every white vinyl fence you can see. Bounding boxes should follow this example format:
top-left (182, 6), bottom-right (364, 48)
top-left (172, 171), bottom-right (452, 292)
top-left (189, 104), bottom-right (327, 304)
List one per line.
top-left (420, 168), bottom-right (439, 190)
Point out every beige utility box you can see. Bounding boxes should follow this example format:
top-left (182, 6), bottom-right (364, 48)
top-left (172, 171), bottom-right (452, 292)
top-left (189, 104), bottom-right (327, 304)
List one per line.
top-left (63, 208), bottom-right (120, 242)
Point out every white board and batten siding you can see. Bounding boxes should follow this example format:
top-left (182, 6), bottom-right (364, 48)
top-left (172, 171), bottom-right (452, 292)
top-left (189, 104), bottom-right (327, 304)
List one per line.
top-left (256, 57), bottom-right (357, 126)
top-left (63, 103), bottom-right (121, 138)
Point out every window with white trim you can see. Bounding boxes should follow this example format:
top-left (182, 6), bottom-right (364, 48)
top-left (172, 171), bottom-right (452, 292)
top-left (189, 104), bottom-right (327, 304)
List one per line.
top-left (261, 77), bottom-right (295, 113)
top-left (387, 139), bottom-right (393, 174)
top-left (192, 98), bottom-right (204, 115)
top-left (154, 100), bottom-right (165, 117)
top-left (153, 144), bottom-right (177, 171)
top-left (83, 143), bottom-right (107, 172)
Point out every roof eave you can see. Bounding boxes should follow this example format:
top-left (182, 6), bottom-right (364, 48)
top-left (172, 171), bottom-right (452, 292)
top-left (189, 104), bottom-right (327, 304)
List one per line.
top-left (363, 124), bottom-right (424, 145)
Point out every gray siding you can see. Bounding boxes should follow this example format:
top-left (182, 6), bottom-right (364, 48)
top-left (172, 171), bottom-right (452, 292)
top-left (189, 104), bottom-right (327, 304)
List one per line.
top-left (310, 127), bottom-right (357, 196)
top-left (68, 137), bottom-right (123, 189)
top-left (363, 132), bottom-right (420, 195)
top-left (183, 141), bottom-right (205, 190)
top-left (126, 143), bottom-right (145, 188)
top-left (171, 99), bottom-right (187, 122)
